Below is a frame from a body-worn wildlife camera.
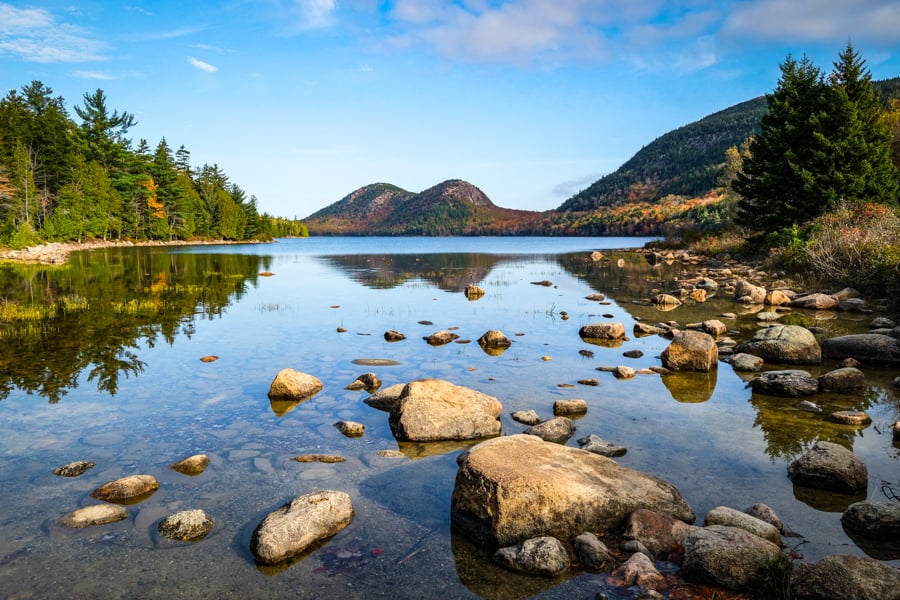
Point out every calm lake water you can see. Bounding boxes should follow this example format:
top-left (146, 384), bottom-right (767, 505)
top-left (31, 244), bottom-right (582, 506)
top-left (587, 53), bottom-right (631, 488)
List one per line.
top-left (0, 236), bottom-right (897, 599)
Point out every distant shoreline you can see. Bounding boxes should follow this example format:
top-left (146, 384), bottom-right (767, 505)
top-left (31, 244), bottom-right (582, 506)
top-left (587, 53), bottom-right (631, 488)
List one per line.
top-left (0, 238), bottom-right (271, 265)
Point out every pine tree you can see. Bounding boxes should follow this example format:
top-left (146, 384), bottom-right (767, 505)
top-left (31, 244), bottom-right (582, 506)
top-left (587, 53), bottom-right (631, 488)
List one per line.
top-left (735, 55), bottom-right (829, 230)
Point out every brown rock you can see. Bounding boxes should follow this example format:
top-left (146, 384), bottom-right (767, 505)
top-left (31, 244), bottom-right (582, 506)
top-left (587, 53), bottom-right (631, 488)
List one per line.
top-left (661, 330), bottom-right (718, 372)
top-left (451, 435), bottom-right (695, 547)
top-left (552, 399), bottom-right (587, 416)
top-left (787, 441), bottom-right (868, 493)
top-left (267, 369), bottom-right (323, 401)
top-left (389, 379), bottom-right (502, 442)
top-left (60, 504), bottom-right (129, 528)
top-left (579, 322), bottom-right (626, 340)
top-left (158, 509), bottom-right (214, 541)
top-left (168, 454), bottom-right (210, 476)
top-left (90, 475), bottom-right (160, 503)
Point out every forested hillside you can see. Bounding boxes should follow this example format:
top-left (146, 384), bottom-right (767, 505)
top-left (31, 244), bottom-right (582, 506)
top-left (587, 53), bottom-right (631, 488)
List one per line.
top-left (0, 82), bottom-right (305, 248)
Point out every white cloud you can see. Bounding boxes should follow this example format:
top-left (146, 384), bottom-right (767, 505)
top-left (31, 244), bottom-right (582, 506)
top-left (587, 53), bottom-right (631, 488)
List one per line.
top-left (722, 0), bottom-right (900, 45)
top-left (188, 57), bottom-right (218, 73)
top-left (293, 0), bottom-right (337, 29)
top-left (71, 70), bottom-right (115, 80)
top-left (0, 2), bottom-right (106, 63)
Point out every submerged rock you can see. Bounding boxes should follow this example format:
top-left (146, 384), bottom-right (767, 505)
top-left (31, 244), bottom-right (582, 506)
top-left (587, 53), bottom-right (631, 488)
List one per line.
top-left (577, 434), bottom-right (626, 457)
top-left (293, 454), bottom-right (346, 463)
top-left (423, 330), bottom-right (460, 346)
top-left (53, 460), bottom-right (96, 477)
top-left (158, 509), bottom-right (214, 541)
top-left (59, 504), bottom-right (128, 528)
top-left (451, 434), bottom-right (695, 547)
top-left (334, 420), bottom-right (365, 437)
top-left (751, 370), bottom-right (819, 397)
top-left (250, 490), bottom-right (354, 565)
top-left (510, 409), bottom-right (541, 426)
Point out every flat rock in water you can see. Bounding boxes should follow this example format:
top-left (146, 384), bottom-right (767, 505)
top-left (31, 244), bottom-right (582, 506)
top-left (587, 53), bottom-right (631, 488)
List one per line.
top-left (830, 410), bottom-right (871, 426)
top-left (334, 420), bottom-right (365, 437)
top-left (511, 409), bottom-right (541, 426)
top-left (751, 370), bottom-right (819, 397)
top-left (734, 324), bottom-right (821, 365)
top-left (577, 434), bottom-right (626, 457)
top-left (158, 509), bottom-right (214, 541)
top-left (553, 399), bottom-right (587, 417)
top-left (90, 474), bottom-right (160, 503)
top-left (53, 460), bottom-right (96, 477)
top-left (451, 434), bottom-right (695, 547)
top-left (579, 322), bottom-right (626, 340)
top-left (60, 504), bottom-right (129, 528)
top-left (384, 329), bottom-right (406, 342)
top-left (250, 490), bottom-right (354, 565)
top-left (423, 330), bottom-right (460, 346)
top-left (293, 454), bottom-right (346, 463)
top-left (822, 333), bottom-right (900, 365)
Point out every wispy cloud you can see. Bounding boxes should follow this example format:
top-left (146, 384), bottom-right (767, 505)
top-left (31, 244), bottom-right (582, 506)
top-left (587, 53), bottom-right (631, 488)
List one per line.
top-left (290, 0), bottom-right (338, 30)
top-left (123, 26), bottom-right (205, 42)
top-left (0, 2), bottom-right (106, 63)
top-left (722, 0), bottom-right (900, 45)
top-left (188, 57), bottom-right (218, 73)
top-left (71, 70), bottom-right (115, 80)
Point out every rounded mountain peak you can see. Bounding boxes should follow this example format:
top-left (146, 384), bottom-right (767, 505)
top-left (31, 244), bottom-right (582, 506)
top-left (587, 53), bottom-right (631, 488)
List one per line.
top-left (416, 179), bottom-right (496, 208)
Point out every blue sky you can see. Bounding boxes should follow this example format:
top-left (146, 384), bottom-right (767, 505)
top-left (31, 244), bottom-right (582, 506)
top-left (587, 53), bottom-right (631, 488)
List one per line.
top-left (2, 1), bottom-right (899, 219)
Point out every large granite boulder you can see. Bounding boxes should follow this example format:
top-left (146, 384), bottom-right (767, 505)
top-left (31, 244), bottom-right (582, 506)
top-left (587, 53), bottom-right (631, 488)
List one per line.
top-left (267, 369), bottom-right (323, 401)
top-left (661, 330), bottom-right (718, 372)
top-left (681, 525), bottom-right (783, 591)
top-left (787, 441), bottom-right (868, 494)
top-left (90, 475), bottom-right (159, 503)
top-left (750, 370), bottom-right (819, 397)
top-left (734, 325), bottom-right (821, 364)
top-left (250, 490), bottom-right (353, 565)
top-left (388, 379), bottom-right (502, 442)
top-left (451, 434), bottom-right (695, 547)
top-left (789, 554), bottom-right (900, 600)
top-left (821, 333), bottom-right (900, 364)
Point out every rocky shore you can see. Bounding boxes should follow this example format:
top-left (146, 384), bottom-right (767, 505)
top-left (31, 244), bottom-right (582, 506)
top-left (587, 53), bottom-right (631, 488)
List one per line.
top-left (0, 238), bottom-right (268, 265)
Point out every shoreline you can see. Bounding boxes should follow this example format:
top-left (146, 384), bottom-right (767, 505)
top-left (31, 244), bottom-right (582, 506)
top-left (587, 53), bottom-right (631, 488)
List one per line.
top-left (0, 238), bottom-right (270, 265)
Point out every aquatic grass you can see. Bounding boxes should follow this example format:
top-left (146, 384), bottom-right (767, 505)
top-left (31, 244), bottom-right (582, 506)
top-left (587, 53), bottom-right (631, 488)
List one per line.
top-left (111, 298), bottom-right (167, 316)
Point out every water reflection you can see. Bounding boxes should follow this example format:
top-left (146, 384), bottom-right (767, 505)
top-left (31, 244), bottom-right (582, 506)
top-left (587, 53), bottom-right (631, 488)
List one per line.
top-left (0, 249), bottom-right (270, 402)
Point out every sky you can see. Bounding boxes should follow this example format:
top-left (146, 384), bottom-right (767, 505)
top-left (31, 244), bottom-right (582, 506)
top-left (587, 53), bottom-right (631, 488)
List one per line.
top-left (2, 1), bottom-right (900, 219)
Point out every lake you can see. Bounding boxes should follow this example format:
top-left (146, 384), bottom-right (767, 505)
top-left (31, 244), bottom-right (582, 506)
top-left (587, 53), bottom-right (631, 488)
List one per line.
top-left (0, 236), bottom-right (897, 599)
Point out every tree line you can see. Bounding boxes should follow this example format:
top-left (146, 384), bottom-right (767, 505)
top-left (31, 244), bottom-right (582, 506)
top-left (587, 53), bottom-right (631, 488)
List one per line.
top-left (0, 82), bottom-right (307, 248)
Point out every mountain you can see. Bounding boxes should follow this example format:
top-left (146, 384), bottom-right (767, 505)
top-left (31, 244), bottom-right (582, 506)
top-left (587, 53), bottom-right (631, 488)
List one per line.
top-left (303, 77), bottom-right (900, 236)
top-left (304, 179), bottom-right (537, 235)
top-left (558, 97), bottom-right (767, 212)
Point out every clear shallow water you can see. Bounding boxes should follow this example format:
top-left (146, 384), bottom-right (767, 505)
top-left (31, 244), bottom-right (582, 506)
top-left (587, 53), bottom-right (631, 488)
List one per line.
top-left (0, 237), bottom-right (897, 599)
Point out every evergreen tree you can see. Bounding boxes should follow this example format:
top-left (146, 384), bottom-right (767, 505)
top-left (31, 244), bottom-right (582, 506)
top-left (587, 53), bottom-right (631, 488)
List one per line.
top-left (735, 55), bottom-right (828, 230)
top-left (73, 89), bottom-right (136, 171)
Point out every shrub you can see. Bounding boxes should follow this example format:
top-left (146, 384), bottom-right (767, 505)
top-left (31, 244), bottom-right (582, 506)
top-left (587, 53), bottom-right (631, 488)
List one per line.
top-left (801, 202), bottom-right (900, 297)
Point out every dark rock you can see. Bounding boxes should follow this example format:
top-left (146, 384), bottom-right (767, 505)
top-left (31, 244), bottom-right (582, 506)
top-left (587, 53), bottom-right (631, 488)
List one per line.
top-left (787, 441), bottom-right (868, 493)
top-left (384, 329), bottom-right (406, 342)
top-left (841, 500), bottom-right (900, 537)
top-left (464, 285), bottom-right (485, 300)
top-left (574, 532), bottom-right (613, 570)
top-left (423, 330), bottom-right (460, 346)
top-left (53, 460), bottom-right (96, 477)
top-left (681, 525), bottom-right (782, 591)
top-left (751, 370), bottom-right (819, 397)
top-left (822, 333), bottom-right (900, 364)
top-left (817, 367), bottom-right (864, 393)
top-left (789, 554), bottom-right (900, 600)
top-left (524, 416), bottom-right (576, 444)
